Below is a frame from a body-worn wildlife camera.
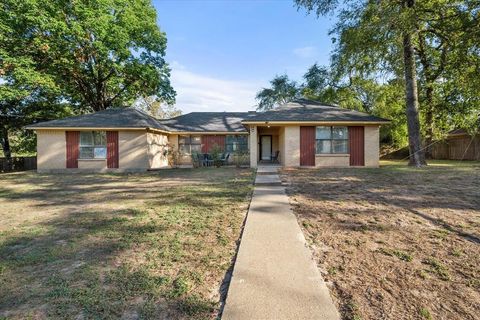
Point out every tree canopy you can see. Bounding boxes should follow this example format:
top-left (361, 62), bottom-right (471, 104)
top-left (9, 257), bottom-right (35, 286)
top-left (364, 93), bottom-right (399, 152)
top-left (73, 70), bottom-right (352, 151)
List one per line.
top-left (270, 0), bottom-right (480, 165)
top-left (0, 0), bottom-right (176, 166)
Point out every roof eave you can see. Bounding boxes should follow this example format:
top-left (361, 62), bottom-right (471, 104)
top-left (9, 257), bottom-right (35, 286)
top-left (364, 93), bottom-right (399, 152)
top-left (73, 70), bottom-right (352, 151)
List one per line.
top-left (241, 120), bottom-right (391, 125)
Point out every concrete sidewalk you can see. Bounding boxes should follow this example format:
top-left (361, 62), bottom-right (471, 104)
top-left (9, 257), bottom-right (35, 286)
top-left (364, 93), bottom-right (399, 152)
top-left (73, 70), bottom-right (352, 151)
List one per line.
top-left (222, 167), bottom-right (339, 320)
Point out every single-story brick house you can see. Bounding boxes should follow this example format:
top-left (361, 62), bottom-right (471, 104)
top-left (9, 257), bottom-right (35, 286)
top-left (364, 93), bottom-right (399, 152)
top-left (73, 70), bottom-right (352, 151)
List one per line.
top-left (26, 99), bottom-right (389, 172)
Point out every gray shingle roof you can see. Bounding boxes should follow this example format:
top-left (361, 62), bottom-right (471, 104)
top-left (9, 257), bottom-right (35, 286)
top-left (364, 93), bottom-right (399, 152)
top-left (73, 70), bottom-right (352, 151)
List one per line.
top-left (27, 99), bottom-right (389, 133)
top-left (26, 108), bottom-right (171, 131)
top-left (158, 112), bottom-right (255, 132)
top-left (242, 99), bottom-right (389, 123)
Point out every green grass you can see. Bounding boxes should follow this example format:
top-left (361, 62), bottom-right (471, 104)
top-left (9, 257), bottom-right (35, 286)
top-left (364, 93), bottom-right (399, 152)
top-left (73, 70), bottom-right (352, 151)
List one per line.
top-left (419, 307), bottom-right (433, 320)
top-left (377, 248), bottom-right (413, 262)
top-left (423, 257), bottom-right (451, 281)
top-left (0, 168), bottom-right (254, 319)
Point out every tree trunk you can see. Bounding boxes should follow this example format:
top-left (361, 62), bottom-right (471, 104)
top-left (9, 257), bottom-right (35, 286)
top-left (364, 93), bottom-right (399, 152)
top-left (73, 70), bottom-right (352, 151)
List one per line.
top-left (402, 31), bottom-right (427, 167)
top-left (1, 125), bottom-right (13, 171)
top-left (424, 85), bottom-right (434, 159)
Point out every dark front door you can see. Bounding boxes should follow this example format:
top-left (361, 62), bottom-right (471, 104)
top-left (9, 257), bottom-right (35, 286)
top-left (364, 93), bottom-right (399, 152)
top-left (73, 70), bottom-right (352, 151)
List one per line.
top-left (260, 135), bottom-right (272, 160)
top-left (300, 126), bottom-right (316, 166)
top-left (349, 126), bottom-right (365, 166)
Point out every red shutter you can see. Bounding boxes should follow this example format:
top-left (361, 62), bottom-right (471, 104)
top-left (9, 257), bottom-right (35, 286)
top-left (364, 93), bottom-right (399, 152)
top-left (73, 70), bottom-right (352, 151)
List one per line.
top-left (349, 126), bottom-right (365, 166)
top-left (300, 126), bottom-right (316, 166)
top-left (201, 135), bottom-right (225, 153)
top-left (107, 131), bottom-right (119, 168)
top-left (66, 131), bottom-right (80, 168)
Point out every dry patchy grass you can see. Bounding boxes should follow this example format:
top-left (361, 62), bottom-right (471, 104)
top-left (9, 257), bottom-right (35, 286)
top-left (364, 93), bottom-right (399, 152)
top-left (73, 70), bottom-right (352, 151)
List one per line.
top-left (282, 160), bottom-right (480, 320)
top-left (0, 168), bottom-right (254, 319)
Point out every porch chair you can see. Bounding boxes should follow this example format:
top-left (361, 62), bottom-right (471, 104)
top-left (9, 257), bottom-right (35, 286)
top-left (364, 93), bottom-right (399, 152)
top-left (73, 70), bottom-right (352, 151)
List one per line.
top-left (271, 150), bottom-right (280, 163)
top-left (197, 153), bottom-right (206, 167)
top-left (204, 153), bottom-right (214, 167)
top-left (220, 153), bottom-right (230, 166)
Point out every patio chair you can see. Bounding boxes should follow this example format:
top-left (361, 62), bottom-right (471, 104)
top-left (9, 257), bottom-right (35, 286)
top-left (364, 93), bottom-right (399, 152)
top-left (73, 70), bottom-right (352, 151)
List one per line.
top-left (220, 153), bottom-right (230, 166)
top-left (204, 153), bottom-right (214, 167)
top-left (197, 153), bottom-right (207, 167)
top-left (271, 150), bottom-right (280, 163)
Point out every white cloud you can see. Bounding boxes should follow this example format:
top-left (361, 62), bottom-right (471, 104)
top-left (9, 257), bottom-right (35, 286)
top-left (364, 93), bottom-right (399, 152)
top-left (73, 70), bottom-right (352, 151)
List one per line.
top-left (293, 46), bottom-right (317, 59)
top-left (169, 62), bottom-right (264, 113)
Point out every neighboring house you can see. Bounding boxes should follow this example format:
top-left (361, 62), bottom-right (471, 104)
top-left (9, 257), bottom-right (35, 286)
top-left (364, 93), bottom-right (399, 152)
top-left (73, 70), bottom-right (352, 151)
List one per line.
top-left (26, 99), bottom-right (389, 172)
top-left (431, 129), bottom-right (480, 161)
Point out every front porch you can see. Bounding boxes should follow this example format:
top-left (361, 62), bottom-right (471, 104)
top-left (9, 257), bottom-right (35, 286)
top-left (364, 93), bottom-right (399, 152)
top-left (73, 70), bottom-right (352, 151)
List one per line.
top-left (249, 123), bottom-right (299, 168)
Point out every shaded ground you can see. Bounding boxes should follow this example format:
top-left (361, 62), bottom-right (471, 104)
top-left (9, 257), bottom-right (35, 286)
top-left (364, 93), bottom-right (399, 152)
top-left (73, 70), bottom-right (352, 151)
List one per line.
top-left (282, 160), bottom-right (480, 320)
top-left (0, 168), bottom-right (254, 319)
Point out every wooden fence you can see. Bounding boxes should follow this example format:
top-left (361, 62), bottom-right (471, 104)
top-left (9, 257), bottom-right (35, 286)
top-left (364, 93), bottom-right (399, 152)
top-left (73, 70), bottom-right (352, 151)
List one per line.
top-left (0, 156), bottom-right (37, 172)
top-left (431, 135), bottom-right (480, 160)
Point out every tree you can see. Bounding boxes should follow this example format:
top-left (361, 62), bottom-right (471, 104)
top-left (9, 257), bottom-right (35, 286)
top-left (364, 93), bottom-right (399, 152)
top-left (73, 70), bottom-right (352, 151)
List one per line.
top-left (0, 0), bottom-right (70, 169)
top-left (39, 0), bottom-right (176, 112)
top-left (1, 0), bottom-right (176, 167)
top-left (256, 74), bottom-right (299, 110)
top-left (295, 0), bottom-right (428, 166)
top-left (134, 96), bottom-right (182, 119)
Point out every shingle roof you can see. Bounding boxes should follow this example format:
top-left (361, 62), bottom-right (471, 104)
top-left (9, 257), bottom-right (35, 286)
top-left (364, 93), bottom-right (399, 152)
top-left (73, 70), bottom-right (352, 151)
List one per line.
top-left (27, 99), bottom-right (389, 133)
top-left (26, 108), bottom-right (171, 131)
top-left (242, 99), bottom-right (389, 123)
top-left (158, 112), bottom-right (255, 132)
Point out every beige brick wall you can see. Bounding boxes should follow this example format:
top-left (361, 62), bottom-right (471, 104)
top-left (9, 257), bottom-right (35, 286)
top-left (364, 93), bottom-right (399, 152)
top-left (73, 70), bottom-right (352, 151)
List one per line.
top-left (284, 126), bottom-right (300, 167)
top-left (147, 132), bottom-right (169, 169)
top-left (315, 155), bottom-right (350, 167)
top-left (118, 131), bottom-right (148, 170)
top-left (364, 126), bottom-right (380, 167)
top-left (249, 126), bottom-right (258, 168)
top-left (37, 130), bottom-right (66, 172)
top-left (168, 134), bottom-right (192, 165)
top-left (78, 159), bottom-right (107, 170)
top-left (278, 127), bottom-right (285, 165)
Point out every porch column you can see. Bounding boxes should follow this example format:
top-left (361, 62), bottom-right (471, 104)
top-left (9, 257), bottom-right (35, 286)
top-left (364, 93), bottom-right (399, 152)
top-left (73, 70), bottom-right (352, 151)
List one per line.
top-left (249, 125), bottom-right (258, 168)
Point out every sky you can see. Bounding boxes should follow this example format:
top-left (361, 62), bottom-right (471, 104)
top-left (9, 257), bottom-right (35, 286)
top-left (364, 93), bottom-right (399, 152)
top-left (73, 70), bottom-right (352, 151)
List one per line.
top-left (153, 0), bottom-right (337, 113)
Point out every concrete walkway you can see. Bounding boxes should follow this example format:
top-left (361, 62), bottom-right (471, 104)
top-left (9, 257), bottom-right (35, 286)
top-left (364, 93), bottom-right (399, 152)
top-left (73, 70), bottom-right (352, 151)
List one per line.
top-left (222, 166), bottom-right (339, 320)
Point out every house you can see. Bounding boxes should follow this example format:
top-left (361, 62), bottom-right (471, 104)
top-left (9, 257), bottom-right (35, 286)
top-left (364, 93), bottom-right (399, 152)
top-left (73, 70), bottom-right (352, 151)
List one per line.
top-left (431, 129), bottom-right (480, 161)
top-left (26, 99), bottom-right (389, 172)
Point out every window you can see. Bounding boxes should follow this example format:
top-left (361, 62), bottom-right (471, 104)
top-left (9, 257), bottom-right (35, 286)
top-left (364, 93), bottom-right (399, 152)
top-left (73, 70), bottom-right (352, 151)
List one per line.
top-left (316, 126), bottom-right (348, 154)
top-left (179, 135), bottom-right (201, 154)
top-left (79, 131), bottom-right (107, 159)
top-left (226, 135), bottom-right (248, 153)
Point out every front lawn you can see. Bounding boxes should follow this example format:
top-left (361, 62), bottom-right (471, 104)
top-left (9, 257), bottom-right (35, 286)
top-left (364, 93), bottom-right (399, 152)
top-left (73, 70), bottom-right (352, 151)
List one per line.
top-left (282, 160), bottom-right (480, 320)
top-left (0, 168), bottom-right (254, 319)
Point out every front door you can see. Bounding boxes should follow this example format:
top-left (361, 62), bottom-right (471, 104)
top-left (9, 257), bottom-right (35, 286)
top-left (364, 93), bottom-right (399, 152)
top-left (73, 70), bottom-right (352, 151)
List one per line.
top-left (260, 135), bottom-right (272, 160)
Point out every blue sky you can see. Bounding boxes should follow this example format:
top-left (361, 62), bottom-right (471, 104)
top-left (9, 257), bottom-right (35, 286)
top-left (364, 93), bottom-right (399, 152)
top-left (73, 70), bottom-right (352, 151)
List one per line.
top-left (154, 0), bottom-right (336, 113)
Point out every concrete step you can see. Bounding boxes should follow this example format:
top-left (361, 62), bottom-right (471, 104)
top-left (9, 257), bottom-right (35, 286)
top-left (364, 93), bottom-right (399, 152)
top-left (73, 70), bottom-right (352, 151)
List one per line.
top-left (256, 166), bottom-right (281, 175)
top-left (255, 174), bottom-right (282, 186)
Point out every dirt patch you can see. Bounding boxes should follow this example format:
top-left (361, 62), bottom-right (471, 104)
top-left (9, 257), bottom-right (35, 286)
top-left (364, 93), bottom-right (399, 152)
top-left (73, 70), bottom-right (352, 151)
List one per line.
top-left (282, 161), bottom-right (480, 320)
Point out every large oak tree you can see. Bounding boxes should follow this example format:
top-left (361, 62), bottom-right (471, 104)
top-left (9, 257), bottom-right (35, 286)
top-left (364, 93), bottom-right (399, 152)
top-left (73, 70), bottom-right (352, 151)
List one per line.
top-left (0, 0), bottom-right (176, 168)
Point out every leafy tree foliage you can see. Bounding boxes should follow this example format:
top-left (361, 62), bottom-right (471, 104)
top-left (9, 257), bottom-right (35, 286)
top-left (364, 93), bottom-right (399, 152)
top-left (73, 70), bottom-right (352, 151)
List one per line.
top-left (0, 0), bottom-right (176, 166)
top-left (40, 0), bottom-right (176, 111)
top-left (295, 0), bottom-right (479, 165)
top-left (256, 75), bottom-right (300, 111)
top-left (295, 0), bottom-right (427, 166)
top-left (134, 96), bottom-right (182, 119)
top-left (0, 0), bottom-right (72, 167)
